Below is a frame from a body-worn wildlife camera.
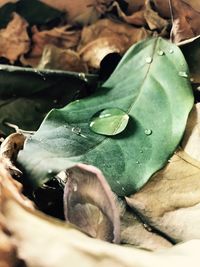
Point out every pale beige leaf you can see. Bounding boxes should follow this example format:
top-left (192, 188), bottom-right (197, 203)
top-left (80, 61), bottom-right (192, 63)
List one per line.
top-left (0, 12), bottom-right (30, 63)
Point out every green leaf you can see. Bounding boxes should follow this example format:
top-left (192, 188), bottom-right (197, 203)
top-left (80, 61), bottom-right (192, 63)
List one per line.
top-left (180, 35), bottom-right (200, 84)
top-left (0, 64), bottom-right (97, 97)
top-left (89, 108), bottom-right (129, 136)
top-left (0, 0), bottom-right (64, 28)
top-left (18, 37), bottom-right (194, 196)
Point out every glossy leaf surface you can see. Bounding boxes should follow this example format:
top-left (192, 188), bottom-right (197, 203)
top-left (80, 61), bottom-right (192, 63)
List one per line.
top-left (18, 37), bottom-right (194, 196)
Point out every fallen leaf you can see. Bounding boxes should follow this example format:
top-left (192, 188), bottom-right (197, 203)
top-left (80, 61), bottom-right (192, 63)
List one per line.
top-left (18, 37), bottom-right (193, 196)
top-left (78, 18), bottom-right (150, 52)
top-left (126, 104), bottom-right (200, 242)
top-left (38, 44), bottom-right (88, 73)
top-left (0, 12), bottom-right (30, 63)
top-left (79, 37), bottom-right (126, 69)
top-left (182, 0), bottom-right (200, 12)
top-left (171, 0), bottom-right (200, 43)
top-left (64, 163), bottom-right (120, 243)
top-left (1, 197), bottom-right (200, 267)
top-left (151, 0), bottom-right (171, 18)
top-left (30, 25), bottom-right (81, 59)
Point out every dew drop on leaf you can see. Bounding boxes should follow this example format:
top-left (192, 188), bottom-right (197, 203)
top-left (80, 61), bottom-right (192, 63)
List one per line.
top-left (145, 129), bottom-right (152, 135)
top-left (169, 49), bottom-right (174, 54)
top-left (89, 108), bottom-right (129, 136)
top-left (145, 57), bottom-right (152, 64)
top-left (157, 50), bottom-right (165, 56)
top-left (179, 71), bottom-right (188, 78)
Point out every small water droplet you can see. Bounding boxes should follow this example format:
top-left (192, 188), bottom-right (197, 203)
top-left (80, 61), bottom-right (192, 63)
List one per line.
top-left (197, 86), bottom-right (200, 91)
top-left (136, 161), bottom-right (140, 164)
top-left (122, 187), bottom-right (125, 192)
top-left (48, 169), bottom-right (53, 174)
top-left (116, 180), bottom-right (120, 184)
top-left (145, 129), bottom-right (152, 136)
top-left (73, 182), bottom-right (78, 192)
top-left (72, 127), bottom-right (81, 135)
top-left (190, 77), bottom-right (194, 82)
top-left (140, 150), bottom-right (143, 153)
top-left (78, 72), bottom-right (88, 82)
top-left (157, 50), bottom-right (165, 56)
top-left (179, 71), bottom-right (188, 78)
top-left (53, 99), bottom-right (58, 104)
top-left (145, 57), bottom-right (152, 64)
top-left (169, 49), bottom-right (174, 54)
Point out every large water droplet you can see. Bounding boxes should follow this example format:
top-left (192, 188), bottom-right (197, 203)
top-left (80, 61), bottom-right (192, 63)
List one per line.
top-left (145, 129), bottom-right (152, 135)
top-left (179, 71), bottom-right (188, 78)
top-left (89, 108), bottom-right (129, 136)
top-left (145, 57), bottom-right (152, 64)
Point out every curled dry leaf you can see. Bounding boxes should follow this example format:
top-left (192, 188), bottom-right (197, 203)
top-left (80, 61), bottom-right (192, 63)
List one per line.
top-left (63, 163), bottom-right (120, 243)
top-left (41, 0), bottom-right (112, 25)
top-left (151, 0), bottom-right (171, 18)
top-left (2, 198), bottom-right (200, 267)
top-left (30, 25), bottom-right (81, 58)
top-left (79, 37), bottom-right (126, 69)
top-left (126, 104), bottom-right (200, 242)
top-left (78, 18), bottom-right (150, 51)
top-left (0, 12), bottom-right (30, 63)
top-left (38, 44), bottom-right (87, 72)
top-left (171, 0), bottom-right (200, 43)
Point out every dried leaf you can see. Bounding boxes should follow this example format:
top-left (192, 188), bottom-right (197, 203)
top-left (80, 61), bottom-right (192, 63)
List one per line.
top-left (38, 44), bottom-right (87, 72)
top-left (64, 163), bottom-right (120, 243)
top-left (171, 0), bottom-right (200, 43)
top-left (151, 0), bottom-right (171, 18)
top-left (0, 231), bottom-right (18, 267)
top-left (78, 18), bottom-right (150, 51)
top-left (1, 198), bottom-right (200, 267)
top-left (30, 25), bottom-right (81, 59)
top-left (0, 12), bottom-right (30, 63)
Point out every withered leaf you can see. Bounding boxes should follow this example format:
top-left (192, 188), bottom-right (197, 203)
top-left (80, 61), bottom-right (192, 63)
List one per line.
top-left (0, 12), bottom-right (30, 63)
top-left (171, 0), bottom-right (200, 43)
top-left (30, 25), bottom-right (81, 59)
top-left (38, 44), bottom-right (87, 73)
top-left (64, 163), bottom-right (120, 243)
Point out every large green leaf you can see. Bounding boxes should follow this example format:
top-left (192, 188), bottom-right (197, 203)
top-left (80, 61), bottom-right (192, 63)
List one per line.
top-left (0, 0), bottom-right (64, 28)
top-left (18, 37), bottom-right (194, 196)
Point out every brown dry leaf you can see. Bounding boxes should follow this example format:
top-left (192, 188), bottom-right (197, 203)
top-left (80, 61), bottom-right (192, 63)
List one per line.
top-left (78, 18), bottom-right (150, 52)
top-left (41, 0), bottom-right (112, 25)
top-left (0, 12), bottom-right (30, 63)
top-left (125, 0), bottom-right (145, 14)
top-left (182, 0), bottom-right (200, 12)
top-left (171, 0), bottom-right (200, 43)
top-left (151, 0), bottom-right (171, 18)
top-left (126, 104), bottom-right (200, 242)
top-left (37, 44), bottom-right (87, 72)
top-left (30, 25), bottom-right (81, 58)
top-left (2, 197), bottom-right (200, 267)
top-left (79, 37), bottom-right (125, 69)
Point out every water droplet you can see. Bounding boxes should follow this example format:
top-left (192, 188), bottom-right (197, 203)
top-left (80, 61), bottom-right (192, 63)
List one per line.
top-left (73, 182), bottom-right (78, 192)
top-left (145, 57), bottom-right (152, 64)
top-left (53, 99), bottom-right (58, 104)
top-left (190, 77), bottom-right (194, 82)
top-left (72, 127), bottom-right (81, 135)
top-left (140, 150), bottom-right (143, 153)
top-left (179, 71), bottom-right (188, 78)
top-left (78, 72), bottom-right (88, 82)
top-left (169, 49), bottom-right (174, 54)
top-left (89, 108), bottom-right (129, 136)
top-left (136, 161), bottom-right (140, 164)
top-left (122, 187), bottom-right (125, 192)
top-left (145, 129), bottom-right (152, 136)
top-left (157, 50), bottom-right (164, 56)
top-left (48, 169), bottom-right (53, 174)
top-left (197, 86), bottom-right (200, 91)
top-left (116, 180), bottom-right (120, 184)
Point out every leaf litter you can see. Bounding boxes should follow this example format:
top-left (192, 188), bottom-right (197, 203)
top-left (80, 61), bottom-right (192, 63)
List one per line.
top-left (0, 0), bottom-right (200, 266)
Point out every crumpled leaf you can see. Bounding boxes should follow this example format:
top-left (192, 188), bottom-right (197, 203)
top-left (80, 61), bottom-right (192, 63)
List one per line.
top-left (151, 0), bottom-right (171, 18)
top-left (126, 104), bottom-right (200, 242)
top-left (78, 18), bottom-right (150, 52)
top-left (38, 44), bottom-right (87, 73)
top-left (180, 35), bottom-right (200, 84)
top-left (171, 0), bottom-right (200, 43)
top-left (0, 0), bottom-right (64, 28)
top-left (18, 37), bottom-right (193, 196)
top-left (0, 12), bottom-right (30, 63)
top-left (64, 163), bottom-right (120, 243)
top-left (29, 25), bottom-right (81, 64)
top-left (2, 197), bottom-right (200, 267)
top-left (41, 0), bottom-right (112, 25)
